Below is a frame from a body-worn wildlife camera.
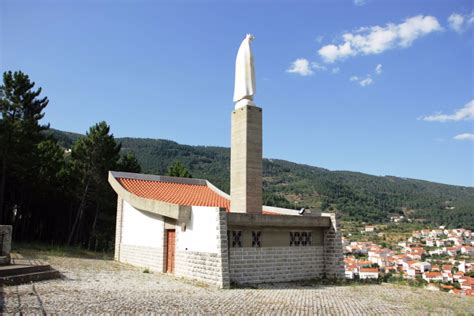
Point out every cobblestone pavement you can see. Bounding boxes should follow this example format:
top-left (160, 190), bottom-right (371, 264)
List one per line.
top-left (1, 256), bottom-right (473, 315)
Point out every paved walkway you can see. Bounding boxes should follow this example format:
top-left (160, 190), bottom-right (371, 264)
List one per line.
top-left (1, 256), bottom-right (472, 315)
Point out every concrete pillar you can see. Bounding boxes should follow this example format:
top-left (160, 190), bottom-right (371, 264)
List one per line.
top-left (114, 197), bottom-right (123, 261)
top-left (230, 105), bottom-right (262, 214)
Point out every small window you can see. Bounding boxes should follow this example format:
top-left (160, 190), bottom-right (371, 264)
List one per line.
top-left (231, 231), bottom-right (242, 247)
top-left (301, 232), bottom-right (308, 246)
top-left (252, 231), bottom-right (261, 247)
top-left (290, 231), bottom-right (312, 247)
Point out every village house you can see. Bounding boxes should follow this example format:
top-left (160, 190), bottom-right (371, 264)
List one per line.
top-left (405, 268), bottom-right (417, 279)
top-left (413, 261), bottom-right (431, 273)
top-left (344, 260), bottom-right (357, 279)
top-left (460, 277), bottom-right (474, 290)
top-left (442, 272), bottom-right (453, 283)
top-left (364, 225), bottom-right (375, 233)
top-left (442, 264), bottom-right (453, 273)
top-left (453, 271), bottom-right (465, 282)
top-left (461, 246), bottom-right (474, 255)
top-left (423, 271), bottom-right (443, 282)
top-left (359, 268), bottom-right (379, 279)
top-left (464, 289), bottom-right (474, 296)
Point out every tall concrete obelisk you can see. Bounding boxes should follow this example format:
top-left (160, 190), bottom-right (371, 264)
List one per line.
top-left (230, 34), bottom-right (262, 214)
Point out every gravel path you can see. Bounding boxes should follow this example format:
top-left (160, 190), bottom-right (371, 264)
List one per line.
top-left (1, 256), bottom-right (473, 315)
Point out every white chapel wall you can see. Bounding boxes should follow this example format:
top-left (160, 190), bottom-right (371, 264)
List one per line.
top-left (118, 201), bottom-right (165, 272)
top-left (177, 206), bottom-right (219, 253)
top-left (121, 201), bottom-right (164, 248)
top-left (175, 207), bottom-right (228, 287)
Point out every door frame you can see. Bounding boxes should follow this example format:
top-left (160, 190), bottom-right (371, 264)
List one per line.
top-left (165, 229), bottom-right (176, 274)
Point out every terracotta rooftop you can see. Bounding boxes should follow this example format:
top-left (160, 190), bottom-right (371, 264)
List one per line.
top-left (118, 177), bottom-right (230, 209)
top-left (111, 172), bottom-right (280, 215)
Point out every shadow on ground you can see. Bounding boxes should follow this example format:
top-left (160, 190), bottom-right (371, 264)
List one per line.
top-left (232, 278), bottom-right (382, 290)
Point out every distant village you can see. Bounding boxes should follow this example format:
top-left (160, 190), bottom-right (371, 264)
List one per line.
top-left (343, 225), bottom-right (474, 296)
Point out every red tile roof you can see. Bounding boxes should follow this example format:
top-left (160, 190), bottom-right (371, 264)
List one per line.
top-left (116, 176), bottom-right (279, 215)
top-left (424, 272), bottom-right (442, 278)
top-left (118, 177), bottom-right (230, 209)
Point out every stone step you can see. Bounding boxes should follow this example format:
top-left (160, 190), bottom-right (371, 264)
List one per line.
top-left (0, 256), bottom-right (10, 266)
top-left (0, 269), bottom-right (61, 286)
top-left (0, 264), bottom-right (53, 277)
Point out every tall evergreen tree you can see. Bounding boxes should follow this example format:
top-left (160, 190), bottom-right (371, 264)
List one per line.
top-left (0, 71), bottom-right (49, 223)
top-left (118, 152), bottom-right (141, 173)
top-left (67, 121), bottom-right (121, 246)
top-left (166, 160), bottom-right (192, 178)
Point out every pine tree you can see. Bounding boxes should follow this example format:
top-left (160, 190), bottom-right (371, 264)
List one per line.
top-left (67, 121), bottom-right (121, 246)
top-left (166, 160), bottom-right (192, 178)
top-left (118, 152), bottom-right (141, 173)
top-left (0, 71), bottom-right (49, 223)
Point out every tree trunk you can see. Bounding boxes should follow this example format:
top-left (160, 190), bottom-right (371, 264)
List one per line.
top-left (0, 156), bottom-right (7, 224)
top-left (89, 202), bottom-right (100, 250)
top-left (67, 176), bottom-right (90, 246)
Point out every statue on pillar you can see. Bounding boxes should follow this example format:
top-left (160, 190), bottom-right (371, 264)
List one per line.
top-left (233, 34), bottom-right (256, 109)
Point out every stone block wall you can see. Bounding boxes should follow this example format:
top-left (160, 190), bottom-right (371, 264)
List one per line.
top-left (175, 208), bottom-right (230, 288)
top-left (118, 244), bottom-right (164, 272)
top-left (175, 251), bottom-right (222, 285)
top-left (322, 213), bottom-right (345, 278)
top-left (0, 225), bottom-right (12, 265)
top-left (229, 246), bottom-right (324, 284)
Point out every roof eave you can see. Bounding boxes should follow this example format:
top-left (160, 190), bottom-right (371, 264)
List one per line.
top-left (108, 171), bottom-right (191, 221)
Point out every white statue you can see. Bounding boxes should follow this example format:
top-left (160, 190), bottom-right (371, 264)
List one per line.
top-left (233, 34), bottom-right (256, 108)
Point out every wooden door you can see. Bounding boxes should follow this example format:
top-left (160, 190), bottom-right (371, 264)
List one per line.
top-left (166, 230), bottom-right (176, 273)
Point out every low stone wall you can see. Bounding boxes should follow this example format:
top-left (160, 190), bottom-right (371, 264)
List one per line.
top-left (174, 208), bottom-right (230, 288)
top-left (229, 246), bottom-right (324, 284)
top-left (175, 251), bottom-right (223, 286)
top-left (0, 225), bottom-right (12, 265)
top-left (322, 213), bottom-right (345, 278)
top-left (118, 244), bottom-right (164, 272)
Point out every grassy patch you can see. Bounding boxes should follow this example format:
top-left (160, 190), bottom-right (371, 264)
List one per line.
top-left (12, 242), bottom-right (113, 260)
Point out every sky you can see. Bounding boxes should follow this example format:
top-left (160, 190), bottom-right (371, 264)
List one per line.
top-left (1, 0), bottom-right (473, 187)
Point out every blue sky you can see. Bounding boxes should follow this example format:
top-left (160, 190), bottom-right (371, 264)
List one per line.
top-left (1, 0), bottom-right (473, 186)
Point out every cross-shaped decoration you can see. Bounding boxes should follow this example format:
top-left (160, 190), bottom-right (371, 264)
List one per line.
top-left (252, 231), bottom-right (261, 247)
top-left (232, 231), bottom-right (242, 247)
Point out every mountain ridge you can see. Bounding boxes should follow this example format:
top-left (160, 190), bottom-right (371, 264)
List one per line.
top-left (48, 128), bottom-right (474, 228)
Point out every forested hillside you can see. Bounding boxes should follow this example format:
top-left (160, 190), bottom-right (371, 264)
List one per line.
top-left (50, 129), bottom-right (474, 229)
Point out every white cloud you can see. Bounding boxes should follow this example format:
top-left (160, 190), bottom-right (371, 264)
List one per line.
top-left (420, 100), bottom-right (474, 122)
top-left (375, 64), bottom-right (383, 75)
top-left (318, 15), bottom-right (442, 63)
top-left (287, 58), bottom-right (313, 76)
top-left (332, 67), bottom-right (340, 74)
top-left (311, 62), bottom-right (327, 71)
top-left (448, 13), bottom-right (465, 33)
top-left (318, 42), bottom-right (354, 63)
top-left (354, 0), bottom-right (367, 6)
top-left (315, 35), bottom-right (324, 43)
top-left (350, 75), bottom-right (373, 87)
top-left (453, 133), bottom-right (474, 141)
top-left (448, 12), bottom-right (474, 33)
top-left (359, 77), bottom-right (373, 87)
